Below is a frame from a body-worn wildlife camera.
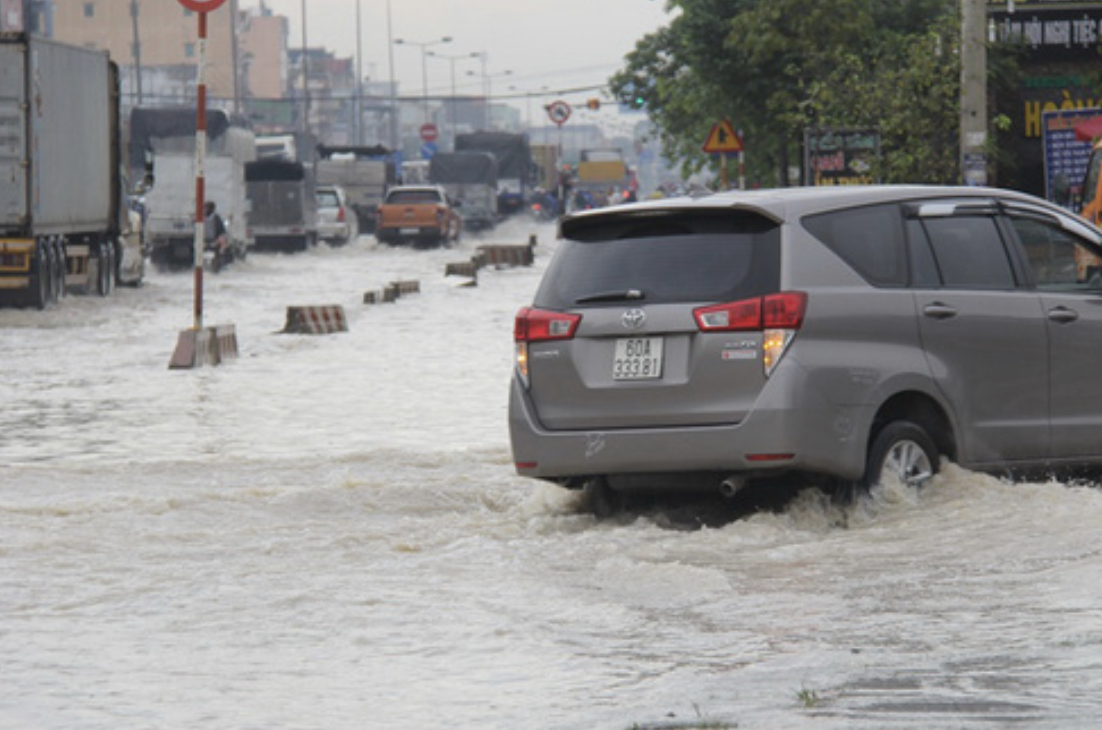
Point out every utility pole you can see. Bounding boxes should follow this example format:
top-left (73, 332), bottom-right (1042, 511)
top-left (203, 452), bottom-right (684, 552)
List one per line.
top-left (230, 0), bottom-right (240, 115)
top-left (960, 0), bottom-right (988, 186)
top-left (130, 0), bottom-right (142, 106)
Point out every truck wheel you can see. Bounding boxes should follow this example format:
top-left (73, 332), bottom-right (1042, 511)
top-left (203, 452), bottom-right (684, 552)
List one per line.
top-left (31, 243), bottom-right (50, 310)
top-left (97, 242), bottom-right (114, 297)
top-left (53, 241), bottom-right (66, 300)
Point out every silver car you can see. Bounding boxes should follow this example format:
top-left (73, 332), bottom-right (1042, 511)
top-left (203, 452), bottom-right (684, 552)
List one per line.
top-left (315, 184), bottom-right (358, 246)
top-left (509, 185), bottom-right (1102, 501)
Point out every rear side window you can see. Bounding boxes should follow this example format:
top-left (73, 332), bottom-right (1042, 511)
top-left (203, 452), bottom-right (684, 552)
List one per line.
top-left (387, 190), bottom-right (441, 204)
top-left (536, 212), bottom-right (780, 308)
top-left (920, 216), bottom-right (1016, 289)
top-left (802, 203), bottom-right (907, 287)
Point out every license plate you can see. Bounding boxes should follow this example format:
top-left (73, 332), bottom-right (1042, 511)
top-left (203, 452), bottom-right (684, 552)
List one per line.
top-left (613, 337), bottom-right (663, 380)
top-left (400, 227), bottom-right (419, 235)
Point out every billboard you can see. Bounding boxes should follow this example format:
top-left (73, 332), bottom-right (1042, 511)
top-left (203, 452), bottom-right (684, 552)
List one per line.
top-left (1041, 107), bottom-right (1102, 207)
top-left (802, 128), bottom-right (880, 186)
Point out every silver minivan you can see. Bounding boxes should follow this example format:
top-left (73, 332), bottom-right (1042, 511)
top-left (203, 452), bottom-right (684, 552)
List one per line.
top-left (509, 185), bottom-right (1102, 501)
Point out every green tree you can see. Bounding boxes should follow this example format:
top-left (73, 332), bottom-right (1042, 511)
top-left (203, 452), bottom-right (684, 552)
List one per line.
top-left (612, 0), bottom-right (975, 186)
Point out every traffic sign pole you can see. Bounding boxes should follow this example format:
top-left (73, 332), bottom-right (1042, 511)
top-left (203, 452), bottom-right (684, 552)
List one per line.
top-left (169, 0), bottom-right (236, 370)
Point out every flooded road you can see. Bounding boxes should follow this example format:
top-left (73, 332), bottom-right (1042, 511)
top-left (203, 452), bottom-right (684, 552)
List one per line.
top-left (2, 221), bottom-right (1102, 729)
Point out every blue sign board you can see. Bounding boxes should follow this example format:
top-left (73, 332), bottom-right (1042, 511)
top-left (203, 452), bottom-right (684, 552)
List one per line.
top-left (1041, 107), bottom-right (1102, 208)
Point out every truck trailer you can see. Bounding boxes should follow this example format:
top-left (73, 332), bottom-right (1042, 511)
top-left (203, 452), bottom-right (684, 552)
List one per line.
top-left (429, 152), bottom-right (499, 231)
top-left (0, 34), bottom-right (143, 308)
top-left (245, 159), bottom-right (317, 253)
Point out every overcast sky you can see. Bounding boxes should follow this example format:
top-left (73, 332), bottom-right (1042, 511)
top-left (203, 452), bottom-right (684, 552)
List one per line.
top-left (244, 0), bottom-right (674, 114)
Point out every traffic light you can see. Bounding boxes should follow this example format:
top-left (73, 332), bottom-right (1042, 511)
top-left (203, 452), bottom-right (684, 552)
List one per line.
top-left (631, 95), bottom-right (645, 109)
top-left (586, 98), bottom-right (601, 111)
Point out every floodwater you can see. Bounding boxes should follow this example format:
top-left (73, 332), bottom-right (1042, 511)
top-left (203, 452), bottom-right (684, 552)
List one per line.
top-left (2, 220), bottom-right (1102, 730)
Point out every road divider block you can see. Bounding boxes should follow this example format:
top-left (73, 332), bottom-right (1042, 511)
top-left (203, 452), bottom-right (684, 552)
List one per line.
top-left (169, 324), bottom-right (239, 369)
top-left (363, 279), bottom-right (421, 304)
top-left (477, 242), bottom-right (534, 268)
top-left (281, 305), bottom-right (348, 334)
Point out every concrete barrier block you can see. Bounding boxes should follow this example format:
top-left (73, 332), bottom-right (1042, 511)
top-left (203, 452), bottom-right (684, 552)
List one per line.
top-left (389, 279), bottom-right (421, 295)
top-left (477, 243), bottom-right (535, 268)
top-left (444, 261), bottom-right (480, 279)
top-left (282, 305), bottom-right (348, 334)
top-left (168, 324), bottom-right (239, 369)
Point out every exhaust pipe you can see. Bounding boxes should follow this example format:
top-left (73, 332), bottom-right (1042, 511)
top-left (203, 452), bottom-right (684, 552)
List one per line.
top-left (719, 475), bottom-right (746, 499)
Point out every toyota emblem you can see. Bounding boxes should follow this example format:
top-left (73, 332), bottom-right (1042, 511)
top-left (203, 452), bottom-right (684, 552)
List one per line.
top-left (621, 308), bottom-right (646, 330)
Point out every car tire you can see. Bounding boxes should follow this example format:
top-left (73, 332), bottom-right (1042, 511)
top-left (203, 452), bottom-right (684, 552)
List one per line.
top-left (583, 477), bottom-right (623, 519)
top-left (863, 421), bottom-right (939, 491)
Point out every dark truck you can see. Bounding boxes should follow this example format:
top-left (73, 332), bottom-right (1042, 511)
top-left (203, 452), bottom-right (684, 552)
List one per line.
top-left (429, 152), bottom-right (499, 231)
top-left (454, 132), bottom-right (533, 218)
top-left (245, 159), bottom-right (317, 253)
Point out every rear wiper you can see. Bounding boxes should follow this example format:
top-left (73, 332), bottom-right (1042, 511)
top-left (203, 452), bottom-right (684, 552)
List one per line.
top-left (575, 289), bottom-right (645, 304)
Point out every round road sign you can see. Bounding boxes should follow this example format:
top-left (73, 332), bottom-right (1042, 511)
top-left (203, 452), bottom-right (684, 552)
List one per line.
top-left (547, 100), bottom-right (571, 126)
top-left (177, 0), bottom-right (228, 12)
top-left (420, 123), bottom-right (439, 143)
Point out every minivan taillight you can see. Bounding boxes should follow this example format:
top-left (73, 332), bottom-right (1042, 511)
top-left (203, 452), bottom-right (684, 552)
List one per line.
top-left (694, 292), bottom-right (807, 377)
top-left (693, 292), bottom-right (806, 331)
top-left (514, 307), bottom-right (582, 387)
top-left (514, 307), bottom-right (581, 343)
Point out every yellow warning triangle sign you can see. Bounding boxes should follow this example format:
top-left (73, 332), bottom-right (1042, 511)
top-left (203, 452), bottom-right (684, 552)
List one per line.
top-left (702, 119), bottom-right (743, 153)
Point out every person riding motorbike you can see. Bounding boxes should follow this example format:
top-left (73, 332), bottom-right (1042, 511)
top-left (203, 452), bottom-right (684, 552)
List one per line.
top-left (203, 201), bottom-right (230, 272)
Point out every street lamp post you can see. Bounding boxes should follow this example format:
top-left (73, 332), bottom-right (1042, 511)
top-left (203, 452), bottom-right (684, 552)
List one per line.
top-left (427, 50), bottom-right (480, 144)
top-left (394, 36), bottom-right (452, 126)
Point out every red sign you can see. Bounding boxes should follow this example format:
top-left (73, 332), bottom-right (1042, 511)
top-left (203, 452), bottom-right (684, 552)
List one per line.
top-left (547, 100), bottom-right (571, 127)
top-left (420, 123), bottom-right (439, 143)
top-left (177, 0), bottom-right (228, 12)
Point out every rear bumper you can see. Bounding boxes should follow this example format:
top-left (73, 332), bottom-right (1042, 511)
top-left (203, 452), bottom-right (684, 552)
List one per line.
top-left (507, 374), bottom-right (868, 486)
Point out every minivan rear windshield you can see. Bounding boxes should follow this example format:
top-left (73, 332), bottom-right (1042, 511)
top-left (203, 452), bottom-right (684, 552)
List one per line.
top-left (535, 211), bottom-right (780, 308)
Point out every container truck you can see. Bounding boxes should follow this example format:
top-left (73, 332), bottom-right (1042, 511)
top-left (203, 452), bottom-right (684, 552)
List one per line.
top-left (0, 33), bottom-right (143, 309)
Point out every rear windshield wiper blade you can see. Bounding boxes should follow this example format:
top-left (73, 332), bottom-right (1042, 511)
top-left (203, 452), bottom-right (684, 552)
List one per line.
top-left (574, 289), bottom-right (645, 304)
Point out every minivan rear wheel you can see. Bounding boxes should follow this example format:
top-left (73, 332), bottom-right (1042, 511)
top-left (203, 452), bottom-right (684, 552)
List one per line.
top-left (864, 421), bottom-right (939, 490)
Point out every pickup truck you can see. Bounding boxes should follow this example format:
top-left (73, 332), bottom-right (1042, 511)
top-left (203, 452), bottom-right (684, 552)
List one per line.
top-left (374, 185), bottom-right (462, 248)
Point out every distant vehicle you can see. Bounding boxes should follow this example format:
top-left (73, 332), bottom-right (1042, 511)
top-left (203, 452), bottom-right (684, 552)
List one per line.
top-left (255, 134), bottom-right (298, 162)
top-left (315, 185), bottom-right (358, 246)
top-left (375, 185), bottom-right (461, 248)
top-left (0, 34), bottom-right (143, 308)
top-left (510, 185), bottom-right (1102, 508)
top-left (455, 132), bottom-right (532, 217)
top-left (571, 148), bottom-right (632, 209)
top-left (401, 160), bottom-right (430, 185)
top-left (245, 159), bottom-right (317, 253)
top-left (429, 152), bottom-right (499, 231)
top-left (316, 145), bottom-right (395, 233)
top-left (141, 111), bottom-right (256, 271)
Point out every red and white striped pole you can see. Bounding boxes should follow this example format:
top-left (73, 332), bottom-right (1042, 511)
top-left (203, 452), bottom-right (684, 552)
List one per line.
top-left (169, 0), bottom-right (232, 370)
top-left (192, 9), bottom-right (208, 330)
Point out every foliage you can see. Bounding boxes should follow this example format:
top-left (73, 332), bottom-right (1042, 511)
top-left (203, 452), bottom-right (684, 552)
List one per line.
top-left (611, 0), bottom-right (1005, 186)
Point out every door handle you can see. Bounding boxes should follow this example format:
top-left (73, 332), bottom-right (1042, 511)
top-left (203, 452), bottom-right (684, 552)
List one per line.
top-left (1047, 306), bottom-right (1079, 324)
top-left (922, 302), bottom-right (958, 319)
